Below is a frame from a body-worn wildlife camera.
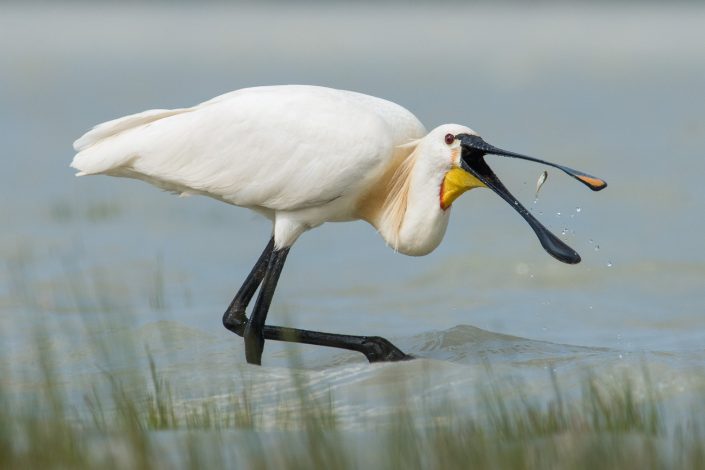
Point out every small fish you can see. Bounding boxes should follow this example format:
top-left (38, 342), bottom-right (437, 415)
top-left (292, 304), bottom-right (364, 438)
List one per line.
top-left (535, 170), bottom-right (548, 198)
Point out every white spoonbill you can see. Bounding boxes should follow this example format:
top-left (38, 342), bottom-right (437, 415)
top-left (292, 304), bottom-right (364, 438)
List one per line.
top-left (71, 85), bottom-right (606, 365)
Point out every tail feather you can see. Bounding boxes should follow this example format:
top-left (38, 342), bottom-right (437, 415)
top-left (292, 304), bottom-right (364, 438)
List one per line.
top-left (71, 107), bottom-right (191, 176)
top-left (73, 108), bottom-right (188, 152)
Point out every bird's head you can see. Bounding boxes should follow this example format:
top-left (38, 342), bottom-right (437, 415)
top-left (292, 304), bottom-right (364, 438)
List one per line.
top-left (428, 124), bottom-right (607, 264)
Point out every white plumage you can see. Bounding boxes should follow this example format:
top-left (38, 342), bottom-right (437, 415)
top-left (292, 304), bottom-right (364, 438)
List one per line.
top-left (72, 85), bottom-right (477, 256)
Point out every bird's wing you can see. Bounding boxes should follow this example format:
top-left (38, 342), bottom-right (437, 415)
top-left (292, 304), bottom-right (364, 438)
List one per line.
top-left (71, 85), bottom-right (425, 211)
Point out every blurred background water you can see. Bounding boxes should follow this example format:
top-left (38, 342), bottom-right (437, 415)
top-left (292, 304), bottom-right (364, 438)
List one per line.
top-left (1, 2), bottom-right (704, 419)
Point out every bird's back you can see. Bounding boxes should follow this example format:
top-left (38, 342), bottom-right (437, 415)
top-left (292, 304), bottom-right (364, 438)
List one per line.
top-left (71, 85), bottom-right (426, 212)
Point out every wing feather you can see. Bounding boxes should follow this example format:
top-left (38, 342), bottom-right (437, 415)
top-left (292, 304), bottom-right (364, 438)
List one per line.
top-left (71, 85), bottom-right (426, 211)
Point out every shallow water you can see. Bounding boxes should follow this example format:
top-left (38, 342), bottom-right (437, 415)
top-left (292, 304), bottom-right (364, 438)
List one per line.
top-left (1, 3), bottom-right (704, 424)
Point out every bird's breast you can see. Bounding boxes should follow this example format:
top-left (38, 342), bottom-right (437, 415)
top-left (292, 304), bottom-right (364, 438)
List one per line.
top-left (354, 146), bottom-right (413, 226)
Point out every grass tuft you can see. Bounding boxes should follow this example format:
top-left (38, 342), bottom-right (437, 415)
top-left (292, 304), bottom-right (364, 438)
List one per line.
top-left (0, 321), bottom-right (703, 469)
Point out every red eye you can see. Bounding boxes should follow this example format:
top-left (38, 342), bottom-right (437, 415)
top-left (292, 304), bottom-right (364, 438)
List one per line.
top-left (444, 133), bottom-right (455, 145)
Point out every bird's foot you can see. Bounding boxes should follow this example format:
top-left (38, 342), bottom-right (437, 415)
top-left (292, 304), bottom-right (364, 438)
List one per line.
top-left (359, 336), bottom-right (414, 363)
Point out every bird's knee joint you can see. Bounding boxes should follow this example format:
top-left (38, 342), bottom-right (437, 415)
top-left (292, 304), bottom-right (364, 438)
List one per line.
top-left (223, 311), bottom-right (247, 336)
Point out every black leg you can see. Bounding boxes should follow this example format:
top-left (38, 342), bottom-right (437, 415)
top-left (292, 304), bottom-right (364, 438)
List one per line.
top-left (222, 237), bottom-right (274, 336)
top-left (222, 237), bottom-right (412, 365)
top-left (262, 325), bottom-right (412, 363)
top-left (243, 246), bottom-right (290, 365)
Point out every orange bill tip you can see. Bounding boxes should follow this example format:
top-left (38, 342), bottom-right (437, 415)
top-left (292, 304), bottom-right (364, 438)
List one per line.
top-left (577, 175), bottom-right (608, 191)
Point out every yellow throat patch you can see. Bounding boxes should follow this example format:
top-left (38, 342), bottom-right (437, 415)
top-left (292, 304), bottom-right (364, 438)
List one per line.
top-left (440, 167), bottom-right (485, 210)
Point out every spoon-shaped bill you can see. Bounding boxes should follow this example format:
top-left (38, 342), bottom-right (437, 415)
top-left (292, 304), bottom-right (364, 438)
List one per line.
top-left (461, 156), bottom-right (581, 264)
top-left (458, 134), bottom-right (607, 191)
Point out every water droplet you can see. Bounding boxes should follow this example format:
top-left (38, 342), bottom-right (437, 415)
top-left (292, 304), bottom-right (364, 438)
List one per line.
top-left (618, 354), bottom-right (623, 359)
top-left (607, 261), bottom-right (613, 268)
top-left (561, 228), bottom-right (567, 235)
top-left (594, 244), bottom-right (600, 251)
top-left (576, 207), bottom-right (582, 213)
top-left (533, 199), bottom-right (538, 205)
top-left (514, 201), bottom-right (518, 205)
top-left (588, 239), bottom-right (593, 244)
top-left (588, 305), bottom-right (593, 310)
top-left (556, 212), bottom-right (561, 217)
top-left (538, 211), bottom-right (543, 215)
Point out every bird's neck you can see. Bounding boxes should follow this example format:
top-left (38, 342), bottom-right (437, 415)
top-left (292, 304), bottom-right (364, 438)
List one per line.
top-left (358, 147), bottom-right (450, 256)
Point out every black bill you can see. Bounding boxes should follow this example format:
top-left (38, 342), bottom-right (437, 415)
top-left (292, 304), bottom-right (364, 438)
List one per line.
top-left (456, 133), bottom-right (607, 264)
